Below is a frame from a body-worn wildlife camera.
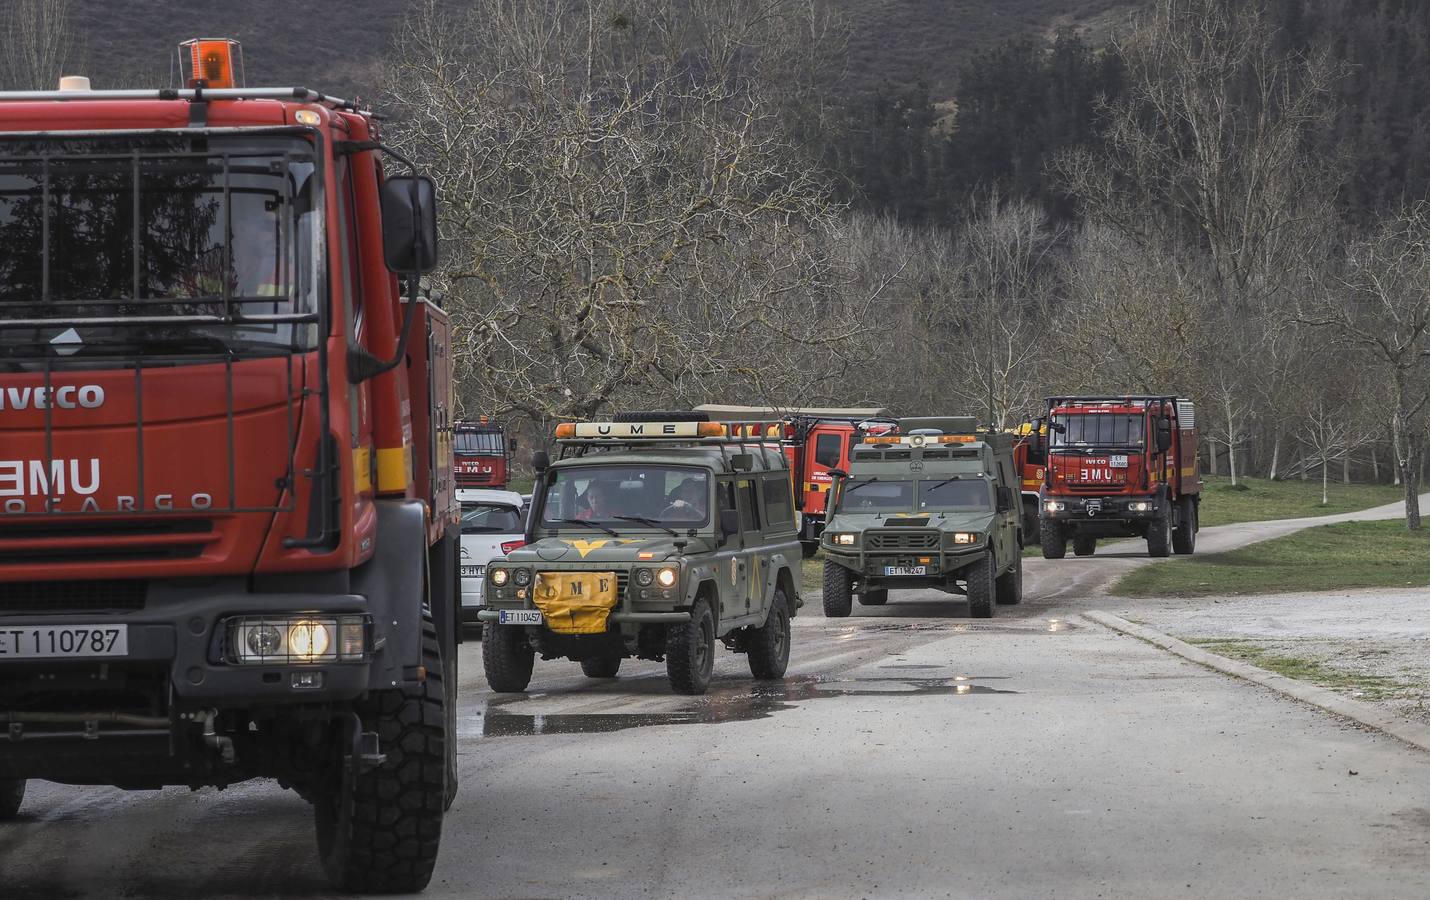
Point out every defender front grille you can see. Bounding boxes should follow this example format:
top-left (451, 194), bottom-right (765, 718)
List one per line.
top-left (0, 580), bottom-right (147, 613)
top-left (866, 531), bottom-right (939, 550)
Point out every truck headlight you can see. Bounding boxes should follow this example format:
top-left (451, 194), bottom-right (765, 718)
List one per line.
top-left (952, 532), bottom-right (978, 545)
top-left (831, 532), bottom-right (857, 546)
top-left (491, 568), bottom-right (510, 586)
top-left (1044, 500), bottom-right (1065, 512)
top-left (657, 567), bottom-right (679, 587)
top-left (226, 615), bottom-right (368, 665)
top-left (1129, 501), bottom-right (1153, 512)
top-left (513, 568), bottom-right (532, 587)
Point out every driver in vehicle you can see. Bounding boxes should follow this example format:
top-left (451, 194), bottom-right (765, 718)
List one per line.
top-left (577, 481), bottom-right (617, 521)
top-left (662, 478), bottom-right (707, 521)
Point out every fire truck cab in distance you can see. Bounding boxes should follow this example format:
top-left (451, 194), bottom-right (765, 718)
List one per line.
top-left (453, 417), bottom-right (512, 489)
top-left (0, 43), bottom-right (459, 894)
top-left (1038, 396), bottom-right (1202, 559)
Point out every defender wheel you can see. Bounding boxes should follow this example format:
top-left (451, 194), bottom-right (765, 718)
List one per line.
top-left (482, 623), bottom-right (535, 693)
top-left (995, 551), bottom-right (1022, 605)
top-left (1073, 535), bottom-right (1096, 557)
top-left (1147, 506), bottom-right (1173, 558)
top-left (0, 779), bottom-right (25, 820)
top-left (1040, 518), bottom-right (1067, 560)
top-left (822, 561), bottom-right (854, 618)
top-left (747, 589), bottom-right (792, 680)
top-left (316, 616), bottom-right (447, 894)
top-left (580, 656), bottom-right (622, 678)
top-left (1173, 498), bottom-right (1197, 555)
top-left (858, 588), bottom-right (888, 606)
top-left (965, 551), bottom-right (996, 618)
top-left (667, 597), bottom-right (716, 695)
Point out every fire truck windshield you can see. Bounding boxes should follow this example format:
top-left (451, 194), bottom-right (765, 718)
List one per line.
top-left (0, 135), bottom-right (320, 364)
top-left (1050, 413), bottom-right (1145, 449)
top-left (455, 430), bottom-right (505, 455)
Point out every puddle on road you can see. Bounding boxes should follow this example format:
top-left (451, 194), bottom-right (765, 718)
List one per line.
top-left (463, 674), bottom-right (1017, 738)
top-left (829, 618), bottom-right (1079, 637)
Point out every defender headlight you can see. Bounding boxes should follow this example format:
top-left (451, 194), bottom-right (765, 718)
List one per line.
top-left (491, 568), bottom-right (510, 586)
top-left (952, 532), bottom-right (978, 545)
top-left (656, 567), bottom-right (678, 588)
top-left (227, 615), bottom-right (368, 665)
top-left (1044, 500), bottom-right (1065, 512)
top-left (513, 568), bottom-right (532, 587)
top-left (831, 532), bottom-right (857, 546)
top-left (634, 568), bottom-right (654, 587)
top-left (1129, 501), bottom-right (1153, 512)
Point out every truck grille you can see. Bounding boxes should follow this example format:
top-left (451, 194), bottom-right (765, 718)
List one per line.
top-left (0, 580), bottom-right (148, 613)
top-left (0, 519), bottom-right (215, 566)
top-left (866, 531), bottom-right (939, 550)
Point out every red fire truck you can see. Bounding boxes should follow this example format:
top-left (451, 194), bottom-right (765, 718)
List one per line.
top-left (694, 404), bottom-right (894, 556)
top-left (0, 42), bottom-right (460, 893)
top-left (1010, 419), bottom-right (1049, 543)
top-left (453, 417), bottom-right (512, 489)
top-left (1038, 396), bottom-right (1202, 559)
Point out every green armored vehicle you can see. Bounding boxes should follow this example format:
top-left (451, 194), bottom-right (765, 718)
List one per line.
top-left (820, 417), bottom-right (1024, 618)
top-left (478, 414), bottom-right (802, 695)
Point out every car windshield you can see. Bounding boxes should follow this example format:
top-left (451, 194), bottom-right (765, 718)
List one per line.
top-left (540, 465), bottom-right (710, 528)
top-left (1050, 413), bottom-right (1145, 448)
top-left (837, 479), bottom-right (914, 512)
top-left (0, 134), bottom-right (320, 366)
top-left (461, 502), bottom-right (523, 534)
top-left (919, 479), bottom-right (993, 511)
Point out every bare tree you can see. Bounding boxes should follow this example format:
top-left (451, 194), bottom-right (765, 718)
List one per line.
top-left (1, 0), bottom-right (78, 90)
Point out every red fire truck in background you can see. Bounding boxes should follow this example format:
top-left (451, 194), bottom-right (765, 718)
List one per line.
top-left (0, 41), bottom-right (459, 893)
top-left (1037, 396), bottom-right (1202, 559)
top-left (694, 404), bottom-right (894, 556)
top-left (1010, 419), bottom-right (1049, 543)
top-left (453, 416), bottom-right (512, 489)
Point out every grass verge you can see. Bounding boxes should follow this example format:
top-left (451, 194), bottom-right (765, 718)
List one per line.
top-left (1198, 475), bottom-right (1404, 528)
top-left (801, 556), bottom-right (822, 596)
top-left (1186, 639), bottom-right (1404, 701)
top-left (1112, 520), bottom-right (1430, 597)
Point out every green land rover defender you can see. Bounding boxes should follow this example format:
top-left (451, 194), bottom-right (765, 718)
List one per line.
top-left (478, 415), bottom-right (802, 695)
top-left (820, 417), bottom-right (1024, 617)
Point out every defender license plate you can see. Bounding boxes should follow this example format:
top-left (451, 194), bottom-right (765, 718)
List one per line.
top-left (497, 610), bottom-right (544, 625)
top-left (1109, 454), bottom-right (1129, 468)
top-left (0, 625), bottom-right (128, 658)
top-left (461, 565), bottom-right (484, 578)
top-left (884, 566), bottom-right (927, 577)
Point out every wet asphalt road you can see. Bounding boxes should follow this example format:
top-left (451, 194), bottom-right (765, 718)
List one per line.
top-left (6, 499), bottom-right (1430, 899)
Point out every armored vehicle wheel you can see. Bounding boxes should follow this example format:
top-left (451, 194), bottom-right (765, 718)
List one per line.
top-left (316, 616), bottom-right (447, 894)
top-left (1173, 498), bottom-right (1197, 555)
top-left (966, 551), bottom-right (995, 618)
top-left (995, 551), bottom-right (1022, 605)
top-left (483, 623), bottom-right (535, 692)
top-left (581, 656), bottom-right (622, 678)
top-left (667, 596), bottom-right (716, 695)
top-left (1073, 535), bottom-right (1097, 557)
top-left (858, 588), bottom-right (888, 606)
top-left (1040, 519), bottom-right (1067, 560)
top-left (747, 589), bottom-right (792, 679)
top-left (822, 561), bottom-right (854, 617)
top-left (613, 410), bottom-right (709, 423)
top-left (1147, 506), bottom-right (1173, 558)
top-left (0, 779), bottom-right (25, 820)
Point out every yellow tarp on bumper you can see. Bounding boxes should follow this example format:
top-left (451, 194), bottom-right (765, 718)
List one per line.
top-left (533, 572), bottom-right (619, 635)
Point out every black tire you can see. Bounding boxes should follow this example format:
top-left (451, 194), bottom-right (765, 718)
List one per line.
top-left (1040, 518), bottom-right (1067, 560)
top-left (800, 541), bottom-right (818, 559)
top-left (1147, 505), bottom-right (1173, 558)
top-left (0, 779), bottom-right (25, 820)
top-left (580, 656), bottom-right (622, 678)
top-left (822, 561), bottom-right (854, 618)
top-left (482, 623), bottom-right (535, 692)
top-left (667, 596), bottom-right (716, 695)
top-left (612, 410), bottom-right (709, 423)
top-left (858, 588), bottom-right (888, 606)
top-left (316, 616), bottom-right (447, 894)
top-left (1173, 498), bottom-right (1197, 555)
top-left (1073, 535), bottom-right (1096, 557)
top-left (966, 551), bottom-right (996, 618)
top-left (995, 551), bottom-right (1022, 605)
top-left (747, 589), bottom-right (792, 680)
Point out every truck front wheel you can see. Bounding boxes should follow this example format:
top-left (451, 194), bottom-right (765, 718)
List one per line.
top-left (822, 562), bottom-right (854, 617)
top-left (1147, 506), bottom-right (1173, 558)
top-left (0, 779), bottom-right (25, 819)
top-left (1040, 519), bottom-right (1067, 560)
top-left (966, 552), bottom-right (996, 618)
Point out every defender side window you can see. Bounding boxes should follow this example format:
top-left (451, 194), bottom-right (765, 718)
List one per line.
top-left (814, 434), bottom-right (842, 468)
top-left (738, 480), bottom-right (761, 533)
top-left (761, 475), bottom-right (794, 528)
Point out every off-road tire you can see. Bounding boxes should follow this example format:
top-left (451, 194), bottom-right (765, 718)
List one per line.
top-left (1147, 505), bottom-right (1173, 558)
top-left (613, 410), bottom-right (709, 423)
top-left (0, 779), bottom-right (25, 820)
top-left (1040, 518), bottom-right (1067, 560)
top-left (800, 541), bottom-right (818, 559)
top-left (747, 589), bottom-right (791, 680)
top-left (482, 622), bottom-right (535, 692)
top-left (995, 551), bottom-right (1022, 605)
top-left (667, 596), bottom-right (716, 695)
top-left (316, 617), bottom-right (447, 894)
top-left (858, 588), bottom-right (888, 606)
top-left (580, 656), bottom-right (622, 678)
top-left (1172, 498), bottom-right (1197, 555)
top-left (1073, 535), bottom-right (1097, 557)
top-left (822, 561), bottom-right (854, 618)
top-left (966, 551), bottom-right (996, 618)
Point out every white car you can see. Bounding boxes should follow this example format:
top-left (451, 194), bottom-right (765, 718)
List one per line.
top-left (457, 489), bottom-right (527, 627)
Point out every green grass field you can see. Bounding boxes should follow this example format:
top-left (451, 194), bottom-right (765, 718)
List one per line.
top-left (1112, 520), bottom-right (1430, 597)
top-left (1186, 639), bottom-right (1405, 700)
top-left (1197, 475), bottom-right (1405, 528)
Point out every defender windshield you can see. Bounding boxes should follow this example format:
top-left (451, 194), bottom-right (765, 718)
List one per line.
top-left (541, 465), bottom-right (710, 528)
top-left (837, 479), bottom-right (914, 512)
top-left (0, 134), bottom-right (320, 365)
top-left (461, 502), bottom-right (523, 534)
top-left (1050, 413), bottom-right (1145, 448)
top-left (455, 430), bottom-right (506, 455)
top-left (918, 479), bottom-right (993, 511)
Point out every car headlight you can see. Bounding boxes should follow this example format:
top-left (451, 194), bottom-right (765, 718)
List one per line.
top-left (634, 568), bottom-right (654, 587)
top-left (226, 615), bottom-right (368, 665)
top-left (656, 567), bottom-right (679, 588)
top-left (1129, 501), bottom-right (1153, 512)
top-left (513, 568), bottom-right (532, 587)
top-left (491, 568), bottom-right (510, 586)
top-left (952, 532), bottom-right (978, 545)
top-left (1044, 500), bottom-right (1065, 512)
top-left (831, 532), bottom-right (857, 546)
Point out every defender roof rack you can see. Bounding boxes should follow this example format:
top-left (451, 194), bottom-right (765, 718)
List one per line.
top-left (0, 86), bottom-right (365, 113)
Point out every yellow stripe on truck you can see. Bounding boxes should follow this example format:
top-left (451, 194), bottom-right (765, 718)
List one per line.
top-left (353, 446), bottom-right (372, 493)
top-left (376, 445), bottom-right (412, 493)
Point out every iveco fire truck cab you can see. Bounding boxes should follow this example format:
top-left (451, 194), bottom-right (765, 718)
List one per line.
top-left (0, 41), bottom-right (459, 894)
top-left (453, 416), bottom-right (512, 489)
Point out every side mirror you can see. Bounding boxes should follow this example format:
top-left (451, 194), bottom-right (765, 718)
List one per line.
top-left (531, 450), bottom-right (550, 473)
top-left (380, 175), bottom-right (439, 274)
top-left (719, 508), bottom-right (740, 540)
top-left (1156, 419), bottom-right (1173, 452)
top-left (996, 486), bottom-right (1015, 513)
top-left (826, 468), bottom-right (848, 480)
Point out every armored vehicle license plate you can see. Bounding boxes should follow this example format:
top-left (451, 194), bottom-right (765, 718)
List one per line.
top-left (0, 625), bottom-right (128, 658)
top-left (884, 566), bottom-right (927, 577)
top-left (461, 565), bottom-right (484, 578)
top-left (497, 610), bottom-right (544, 625)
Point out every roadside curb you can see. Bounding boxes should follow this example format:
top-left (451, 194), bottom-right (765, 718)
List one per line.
top-left (1084, 610), bottom-right (1430, 755)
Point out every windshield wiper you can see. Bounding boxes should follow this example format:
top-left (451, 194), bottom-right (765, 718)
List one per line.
top-left (843, 478), bottom-right (881, 495)
top-left (613, 515), bottom-right (678, 536)
top-left (547, 517), bottom-right (619, 537)
top-left (922, 477), bottom-right (961, 491)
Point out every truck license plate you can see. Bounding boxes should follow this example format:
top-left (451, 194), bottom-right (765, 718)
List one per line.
top-left (497, 610), bottom-right (544, 626)
top-left (0, 625), bottom-right (128, 658)
top-left (1109, 455), bottom-right (1129, 468)
top-left (884, 566), bottom-right (926, 577)
top-left (461, 565), bottom-right (484, 578)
